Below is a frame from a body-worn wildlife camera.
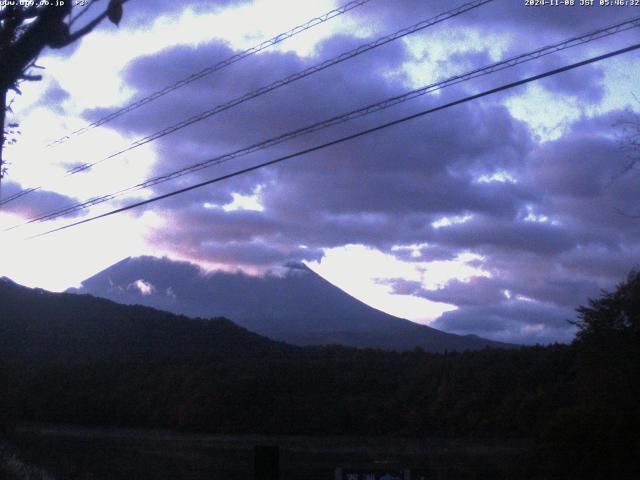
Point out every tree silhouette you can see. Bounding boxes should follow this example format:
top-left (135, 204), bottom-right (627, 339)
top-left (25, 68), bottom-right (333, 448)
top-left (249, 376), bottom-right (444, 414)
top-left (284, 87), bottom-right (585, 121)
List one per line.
top-left (0, 0), bottom-right (129, 189)
top-left (537, 271), bottom-right (640, 479)
top-left (572, 269), bottom-right (640, 343)
top-left (612, 106), bottom-right (640, 218)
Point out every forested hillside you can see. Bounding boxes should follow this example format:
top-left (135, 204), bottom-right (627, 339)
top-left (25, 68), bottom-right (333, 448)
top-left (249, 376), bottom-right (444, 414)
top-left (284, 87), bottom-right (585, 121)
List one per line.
top-left (0, 277), bottom-right (290, 365)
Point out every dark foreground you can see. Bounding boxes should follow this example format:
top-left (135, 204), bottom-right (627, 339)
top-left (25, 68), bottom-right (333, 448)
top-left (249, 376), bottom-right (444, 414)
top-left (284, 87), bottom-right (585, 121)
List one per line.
top-left (2, 424), bottom-right (527, 480)
top-left (2, 273), bottom-right (639, 479)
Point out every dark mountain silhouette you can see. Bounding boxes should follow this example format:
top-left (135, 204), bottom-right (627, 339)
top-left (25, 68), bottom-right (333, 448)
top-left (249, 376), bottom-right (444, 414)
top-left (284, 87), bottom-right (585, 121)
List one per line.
top-left (0, 277), bottom-right (288, 365)
top-left (69, 256), bottom-right (512, 352)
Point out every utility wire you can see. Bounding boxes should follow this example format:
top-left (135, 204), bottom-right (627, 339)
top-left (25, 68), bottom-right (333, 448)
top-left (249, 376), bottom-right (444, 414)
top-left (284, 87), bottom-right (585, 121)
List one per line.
top-left (1, 0), bottom-right (495, 207)
top-left (45, 0), bottom-right (375, 147)
top-left (29, 41), bottom-right (640, 239)
top-left (11, 15), bottom-right (640, 229)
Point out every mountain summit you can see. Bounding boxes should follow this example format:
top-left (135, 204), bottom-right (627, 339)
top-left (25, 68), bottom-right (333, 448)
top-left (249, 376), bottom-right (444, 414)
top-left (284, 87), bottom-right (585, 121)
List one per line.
top-left (69, 256), bottom-right (511, 351)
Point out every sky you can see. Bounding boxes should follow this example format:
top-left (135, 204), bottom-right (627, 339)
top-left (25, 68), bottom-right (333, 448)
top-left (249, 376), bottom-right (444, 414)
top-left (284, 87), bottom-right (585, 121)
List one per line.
top-left (1, 0), bottom-right (640, 344)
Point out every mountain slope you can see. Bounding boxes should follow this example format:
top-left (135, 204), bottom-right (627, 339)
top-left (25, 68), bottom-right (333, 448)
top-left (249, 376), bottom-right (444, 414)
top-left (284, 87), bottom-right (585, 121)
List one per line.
top-left (69, 256), bottom-right (512, 352)
top-left (0, 277), bottom-right (288, 365)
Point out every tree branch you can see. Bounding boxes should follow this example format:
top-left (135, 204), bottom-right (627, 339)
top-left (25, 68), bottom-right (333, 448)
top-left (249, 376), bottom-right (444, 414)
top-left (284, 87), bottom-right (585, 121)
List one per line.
top-left (0, 5), bottom-right (45, 21)
top-left (20, 73), bottom-right (42, 82)
top-left (68, 0), bottom-right (98, 28)
top-left (1, 0), bottom-right (133, 178)
top-left (61, 0), bottom-right (132, 47)
top-left (60, 11), bottom-right (108, 46)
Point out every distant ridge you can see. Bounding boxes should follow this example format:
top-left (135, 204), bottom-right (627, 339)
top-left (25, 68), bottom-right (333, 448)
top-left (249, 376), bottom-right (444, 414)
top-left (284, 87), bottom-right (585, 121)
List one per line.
top-left (69, 256), bottom-right (514, 352)
top-left (0, 278), bottom-right (289, 365)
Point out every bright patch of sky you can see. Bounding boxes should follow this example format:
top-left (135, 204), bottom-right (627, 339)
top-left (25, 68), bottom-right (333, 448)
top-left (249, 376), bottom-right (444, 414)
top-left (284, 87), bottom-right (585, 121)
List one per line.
top-left (223, 185), bottom-right (265, 212)
top-left (29, 0), bottom-right (364, 115)
top-left (594, 55), bottom-right (640, 114)
top-left (401, 28), bottom-right (511, 89)
top-left (4, 0), bottom-right (372, 209)
top-left (502, 41), bottom-right (640, 142)
top-left (392, 243), bottom-right (427, 259)
top-left (0, 209), bottom-right (166, 291)
top-left (226, 0), bottom-right (374, 57)
top-left (0, 0), bottom-right (374, 294)
top-left (8, 123), bottom-right (155, 202)
top-left (521, 205), bottom-right (560, 225)
top-left (431, 214), bottom-right (472, 229)
top-left (503, 83), bottom-right (584, 142)
top-left (420, 252), bottom-right (490, 290)
top-left (516, 294), bottom-right (537, 304)
top-left (307, 244), bottom-right (454, 323)
top-left (307, 245), bottom-right (489, 324)
top-left (475, 170), bottom-right (517, 184)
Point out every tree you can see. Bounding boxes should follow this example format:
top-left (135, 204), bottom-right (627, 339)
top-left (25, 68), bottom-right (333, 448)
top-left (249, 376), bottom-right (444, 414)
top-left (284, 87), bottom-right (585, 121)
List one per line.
top-left (572, 269), bottom-right (640, 344)
top-left (611, 103), bottom-right (640, 218)
top-left (536, 271), bottom-right (640, 479)
top-left (0, 0), bottom-right (129, 189)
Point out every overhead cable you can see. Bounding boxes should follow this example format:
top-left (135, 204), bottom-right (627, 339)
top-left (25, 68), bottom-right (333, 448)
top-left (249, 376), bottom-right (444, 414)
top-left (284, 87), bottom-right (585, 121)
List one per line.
top-left (1, 0), bottom-right (494, 207)
top-left (45, 0), bottom-right (376, 147)
top-left (29, 41), bottom-right (640, 238)
top-left (11, 15), bottom-right (640, 228)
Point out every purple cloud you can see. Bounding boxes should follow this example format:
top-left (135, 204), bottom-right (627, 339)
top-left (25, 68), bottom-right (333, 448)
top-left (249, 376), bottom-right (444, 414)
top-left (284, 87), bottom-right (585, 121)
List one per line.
top-left (44, 1), bottom-right (640, 344)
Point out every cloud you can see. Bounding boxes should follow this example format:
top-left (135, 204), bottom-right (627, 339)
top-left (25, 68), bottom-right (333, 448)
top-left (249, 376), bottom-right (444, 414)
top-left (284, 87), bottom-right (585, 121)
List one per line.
top-left (0, 181), bottom-right (82, 221)
top-left (538, 63), bottom-right (605, 104)
top-left (34, 81), bottom-right (71, 114)
top-left (131, 279), bottom-right (155, 295)
top-left (20, 0), bottom-right (640, 344)
top-left (100, 20), bottom-right (638, 344)
top-left (432, 299), bottom-right (576, 345)
top-left (91, 0), bottom-right (253, 31)
top-left (363, 0), bottom-right (636, 39)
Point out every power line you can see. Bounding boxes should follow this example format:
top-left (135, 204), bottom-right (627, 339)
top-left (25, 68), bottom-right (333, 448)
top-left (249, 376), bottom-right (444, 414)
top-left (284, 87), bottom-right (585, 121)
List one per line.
top-left (1, 0), bottom-right (375, 206)
top-left (45, 0), bottom-right (375, 148)
top-left (11, 15), bottom-right (640, 228)
top-left (29, 41), bottom-right (640, 239)
top-left (69, 0), bottom-right (494, 173)
top-left (77, 0), bottom-right (494, 171)
top-left (1, 0), bottom-right (495, 207)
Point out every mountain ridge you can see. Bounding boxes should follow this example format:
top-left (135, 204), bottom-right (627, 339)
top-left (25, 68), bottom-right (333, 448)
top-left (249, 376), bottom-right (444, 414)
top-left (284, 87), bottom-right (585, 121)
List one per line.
top-left (0, 278), bottom-right (290, 365)
top-left (68, 256), bottom-right (513, 352)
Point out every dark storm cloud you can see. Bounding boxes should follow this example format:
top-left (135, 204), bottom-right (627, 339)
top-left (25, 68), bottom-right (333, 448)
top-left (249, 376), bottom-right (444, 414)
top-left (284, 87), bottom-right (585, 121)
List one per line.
top-left (390, 267), bottom-right (604, 311)
top-left (432, 300), bottom-right (576, 345)
top-left (431, 216), bottom-right (594, 256)
top-left (525, 129), bottom-right (623, 198)
top-left (363, 0), bottom-right (636, 39)
top-left (392, 276), bottom-right (508, 307)
top-left (559, 246), bottom-right (640, 282)
top-left (71, 1), bottom-right (640, 344)
top-left (147, 205), bottom-right (323, 268)
top-left (155, 206), bottom-right (283, 243)
top-left (88, 32), bottom-right (413, 149)
top-left (381, 116), bottom-right (640, 343)
top-left (190, 239), bottom-right (322, 268)
top-left (34, 81), bottom-right (71, 114)
top-left (538, 63), bottom-right (605, 104)
top-left (520, 115), bottom-right (640, 247)
top-left (0, 181), bottom-right (81, 220)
